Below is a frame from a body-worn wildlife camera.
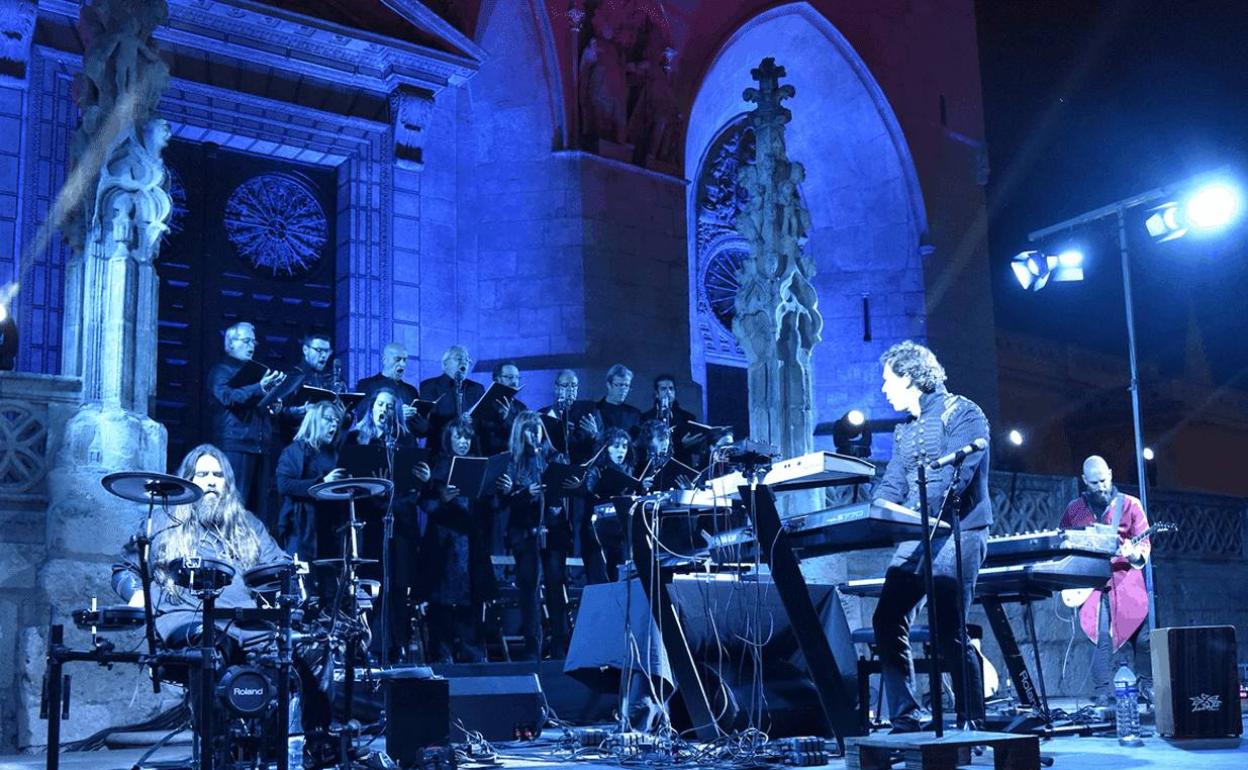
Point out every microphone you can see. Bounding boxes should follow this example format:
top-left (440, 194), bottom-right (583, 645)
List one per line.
top-left (928, 438), bottom-right (988, 470)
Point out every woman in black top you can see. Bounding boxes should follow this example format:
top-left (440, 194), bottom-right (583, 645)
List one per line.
top-left (498, 410), bottom-right (571, 659)
top-left (346, 387), bottom-right (429, 660)
top-left (419, 416), bottom-right (498, 661)
top-left (276, 401), bottom-right (346, 602)
top-left (581, 427), bottom-right (635, 584)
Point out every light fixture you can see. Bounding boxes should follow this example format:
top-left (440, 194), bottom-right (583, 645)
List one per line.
top-left (1145, 179), bottom-right (1243, 242)
top-left (1142, 447), bottom-right (1155, 462)
top-left (831, 409), bottom-right (872, 458)
top-left (1007, 429), bottom-right (1024, 447)
top-left (1011, 249), bottom-right (1084, 291)
top-left (1185, 182), bottom-right (1242, 231)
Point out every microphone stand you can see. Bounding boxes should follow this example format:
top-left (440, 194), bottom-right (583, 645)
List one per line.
top-left (378, 431), bottom-right (398, 668)
top-left (915, 461), bottom-right (945, 737)
top-left (919, 454), bottom-right (979, 737)
top-left (134, 489), bottom-right (169, 693)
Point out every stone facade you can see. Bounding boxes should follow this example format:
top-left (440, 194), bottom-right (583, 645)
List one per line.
top-left (0, 0), bottom-right (1015, 750)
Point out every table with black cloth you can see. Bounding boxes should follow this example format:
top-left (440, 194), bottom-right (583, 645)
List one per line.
top-left (564, 574), bottom-right (859, 736)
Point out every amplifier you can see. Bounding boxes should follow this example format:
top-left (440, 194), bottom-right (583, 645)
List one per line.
top-left (386, 677), bottom-right (451, 764)
top-left (1151, 625), bottom-right (1242, 739)
top-left (447, 673), bottom-right (546, 742)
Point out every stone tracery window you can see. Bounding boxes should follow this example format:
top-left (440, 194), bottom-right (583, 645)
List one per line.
top-left (223, 172), bottom-right (328, 277)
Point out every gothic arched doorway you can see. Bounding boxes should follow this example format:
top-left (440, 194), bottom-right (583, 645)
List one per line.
top-left (685, 2), bottom-right (928, 441)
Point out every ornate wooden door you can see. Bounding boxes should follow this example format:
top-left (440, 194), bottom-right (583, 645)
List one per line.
top-left (156, 141), bottom-right (337, 470)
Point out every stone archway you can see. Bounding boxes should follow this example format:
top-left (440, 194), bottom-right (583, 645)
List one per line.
top-left (686, 2), bottom-right (928, 433)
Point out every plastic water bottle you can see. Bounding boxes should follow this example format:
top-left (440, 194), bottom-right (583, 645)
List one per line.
top-left (1114, 662), bottom-right (1142, 746)
top-left (287, 692), bottom-right (305, 770)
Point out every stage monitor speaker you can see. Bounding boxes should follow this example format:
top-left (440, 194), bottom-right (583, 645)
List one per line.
top-left (386, 677), bottom-right (451, 764)
top-left (1151, 625), bottom-right (1242, 739)
top-left (448, 673), bottom-right (545, 742)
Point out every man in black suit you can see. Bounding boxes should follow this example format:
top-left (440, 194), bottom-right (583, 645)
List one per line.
top-left (205, 321), bottom-right (286, 531)
top-left (640, 373), bottom-right (699, 464)
top-left (355, 342), bottom-right (428, 438)
top-left (279, 332), bottom-right (336, 437)
top-left (419, 345), bottom-right (485, 444)
top-left (539, 369), bottom-right (599, 463)
top-left (476, 361), bottom-right (527, 456)
top-left (590, 363), bottom-right (641, 441)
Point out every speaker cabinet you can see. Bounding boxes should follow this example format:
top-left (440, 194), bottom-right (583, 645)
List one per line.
top-left (386, 677), bottom-right (451, 764)
top-left (1151, 625), bottom-right (1242, 739)
top-left (447, 673), bottom-right (545, 742)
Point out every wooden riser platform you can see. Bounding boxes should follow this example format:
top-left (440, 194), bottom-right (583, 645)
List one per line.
top-left (846, 729), bottom-right (1040, 770)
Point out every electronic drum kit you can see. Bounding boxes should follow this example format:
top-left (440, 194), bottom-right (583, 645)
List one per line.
top-left (41, 469), bottom-right (397, 770)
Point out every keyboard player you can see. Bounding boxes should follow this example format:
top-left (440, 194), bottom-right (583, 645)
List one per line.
top-left (870, 341), bottom-right (992, 732)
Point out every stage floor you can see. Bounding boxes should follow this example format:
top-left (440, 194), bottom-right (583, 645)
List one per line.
top-left (4, 700), bottom-right (1245, 770)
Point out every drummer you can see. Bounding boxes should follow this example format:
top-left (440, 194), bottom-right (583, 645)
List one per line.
top-left (111, 444), bottom-right (291, 650)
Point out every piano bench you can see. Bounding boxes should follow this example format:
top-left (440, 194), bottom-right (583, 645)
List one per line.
top-left (851, 624), bottom-right (983, 732)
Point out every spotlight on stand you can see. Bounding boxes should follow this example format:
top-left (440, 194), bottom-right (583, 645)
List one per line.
top-left (1011, 249), bottom-right (1084, 291)
top-left (1145, 180), bottom-right (1243, 242)
top-left (1142, 446), bottom-right (1155, 462)
top-left (1007, 429), bottom-right (1025, 447)
top-left (831, 409), bottom-right (871, 458)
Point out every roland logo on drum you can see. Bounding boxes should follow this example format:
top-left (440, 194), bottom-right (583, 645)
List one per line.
top-left (234, 686), bottom-right (266, 697)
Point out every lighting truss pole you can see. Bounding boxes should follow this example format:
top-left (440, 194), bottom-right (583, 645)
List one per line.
top-left (1029, 190), bottom-right (1164, 633)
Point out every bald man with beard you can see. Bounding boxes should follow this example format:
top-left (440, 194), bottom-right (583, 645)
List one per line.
top-left (1060, 455), bottom-right (1153, 706)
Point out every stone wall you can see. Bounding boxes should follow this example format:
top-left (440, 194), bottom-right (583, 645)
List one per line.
top-left (0, 372), bottom-right (79, 751)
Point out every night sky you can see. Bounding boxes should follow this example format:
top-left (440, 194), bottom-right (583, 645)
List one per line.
top-left (976, 0), bottom-right (1248, 388)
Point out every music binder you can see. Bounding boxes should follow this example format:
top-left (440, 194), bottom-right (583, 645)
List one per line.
top-left (226, 359), bottom-right (270, 389)
top-left (649, 457), bottom-right (698, 492)
top-left (467, 382), bottom-right (522, 417)
top-left (542, 461), bottom-right (586, 492)
top-left (445, 452), bottom-right (512, 498)
top-left (596, 466), bottom-right (642, 498)
top-left (286, 384), bottom-right (366, 413)
top-left (540, 412), bottom-right (570, 455)
top-left (393, 447), bottom-right (431, 492)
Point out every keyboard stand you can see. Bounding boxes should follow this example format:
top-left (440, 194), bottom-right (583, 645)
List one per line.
top-left (743, 483), bottom-right (864, 752)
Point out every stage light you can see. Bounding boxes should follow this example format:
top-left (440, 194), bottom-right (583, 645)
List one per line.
top-left (831, 409), bottom-right (872, 458)
top-left (1145, 180), bottom-right (1243, 242)
top-left (1142, 447), bottom-right (1155, 462)
top-left (1144, 202), bottom-right (1185, 242)
top-left (1011, 249), bottom-right (1084, 291)
top-left (1185, 181), bottom-right (1242, 232)
top-left (1007, 429), bottom-right (1024, 447)
top-left (1011, 250), bottom-right (1048, 291)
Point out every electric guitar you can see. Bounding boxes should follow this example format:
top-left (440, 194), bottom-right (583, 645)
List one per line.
top-left (1060, 521), bottom-right (1177, 608)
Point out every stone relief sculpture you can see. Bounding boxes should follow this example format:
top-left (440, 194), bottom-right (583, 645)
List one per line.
top-left (578, 33), bottom-right (628, 144)
top-left (573, 0), bottom-right (680, 167)
top-left (732, 58), bottom-right (823, 469)
top-left (0, 0), bottom-right (37, 83)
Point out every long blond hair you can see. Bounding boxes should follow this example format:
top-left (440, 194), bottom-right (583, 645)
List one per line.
top-left (152, 444), bottom-right (262, 590)
top-left (294, 401), bottom-right (344, 449)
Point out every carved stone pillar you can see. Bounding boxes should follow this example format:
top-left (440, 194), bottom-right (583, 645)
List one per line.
top-left (732, 58), bottom-right (822, 464)
top-left (20, 0), bottom-right (177, 747)
top-left (390, 84), bottom-right (435, 170)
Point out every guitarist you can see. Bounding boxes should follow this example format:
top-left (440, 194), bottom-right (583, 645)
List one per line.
top-left (1059, 455), bottom-right (1153, 707)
